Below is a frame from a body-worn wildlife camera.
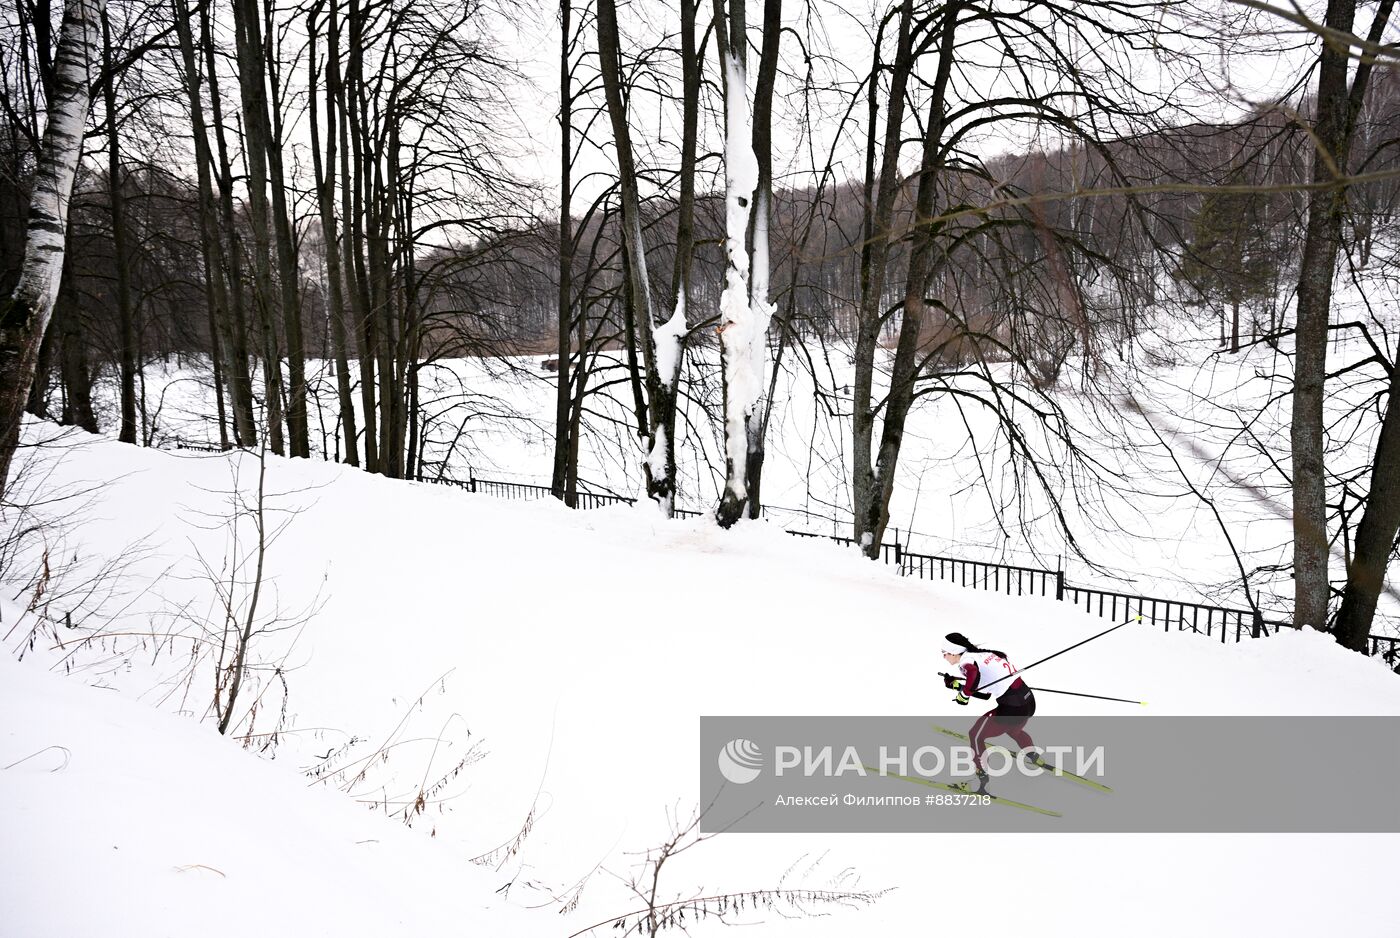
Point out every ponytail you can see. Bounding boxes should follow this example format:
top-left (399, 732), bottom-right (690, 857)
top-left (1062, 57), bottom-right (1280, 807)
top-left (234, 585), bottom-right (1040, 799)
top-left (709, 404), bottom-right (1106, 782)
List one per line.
top-left (944, 631), bottom-right (1008, 660)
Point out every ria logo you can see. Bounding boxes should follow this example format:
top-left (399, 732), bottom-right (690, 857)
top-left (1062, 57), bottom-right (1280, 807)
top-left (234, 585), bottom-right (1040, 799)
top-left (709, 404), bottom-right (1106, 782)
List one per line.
top-left (717, 738), bottom-right (763, 784)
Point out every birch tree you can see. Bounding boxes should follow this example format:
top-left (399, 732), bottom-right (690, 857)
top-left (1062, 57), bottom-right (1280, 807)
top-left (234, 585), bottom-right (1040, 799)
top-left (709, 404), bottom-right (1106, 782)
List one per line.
top-left (0, 0), bottom-right (102, 497)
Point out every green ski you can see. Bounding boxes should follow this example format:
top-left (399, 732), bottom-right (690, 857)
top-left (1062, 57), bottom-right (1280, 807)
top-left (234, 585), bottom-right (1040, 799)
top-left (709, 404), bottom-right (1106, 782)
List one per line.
top-left (864, 766), bottom-right (1063, 817)
top-left (931, 724), bottom-right (1113, 793)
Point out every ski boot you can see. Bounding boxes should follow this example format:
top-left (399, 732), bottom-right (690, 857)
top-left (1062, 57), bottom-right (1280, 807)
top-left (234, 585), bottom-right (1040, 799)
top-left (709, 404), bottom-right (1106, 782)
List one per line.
top-left (952, 769), bottom-right (991, 794)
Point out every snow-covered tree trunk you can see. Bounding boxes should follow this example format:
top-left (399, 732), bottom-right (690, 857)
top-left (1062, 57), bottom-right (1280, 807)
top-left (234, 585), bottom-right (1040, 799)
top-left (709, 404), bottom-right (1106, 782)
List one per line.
top-left (0, 0), bottom-right (102, 498)
top-left (715, 0), bottom-right (775, 528)
top-left (597, 0), bottom-right (687, 516)
top-left (740, 0), bottom-right (781, 521)
top-left (645, 0), bottom-right (701, 518)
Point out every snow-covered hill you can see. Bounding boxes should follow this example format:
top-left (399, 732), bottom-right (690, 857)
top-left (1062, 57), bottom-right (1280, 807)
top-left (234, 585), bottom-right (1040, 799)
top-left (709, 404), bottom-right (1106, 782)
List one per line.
top-left (106, 301), bottom-right (1400, 634)
top-left (3, 425), bottom-right (1398, 937)
top-left (0, 651), bottom-right (530, 938)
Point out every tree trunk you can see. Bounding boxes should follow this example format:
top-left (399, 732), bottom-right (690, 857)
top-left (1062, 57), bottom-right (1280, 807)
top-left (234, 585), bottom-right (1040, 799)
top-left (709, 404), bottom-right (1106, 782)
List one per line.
top-left (200, 0), bottom-right (258, 447)
top-left (715, 0), bottom-right (777, 528)
top-left (1290, 0), bottom-right (1394, 630)
top-left (55, 262), bottom-right (97, 433)
top-left (373, 111), bottom-right (401, 478)
top-left (173, 0), bottom-right (241, 449)
top-left (308, 0), bottom-right (359, 466)
top-left (598, 0), bottom-right (675, 512)
top-left (262, 0), bottom-right (309, 459)
top-left (739, 0), bottom-right (780, 521)
top-left (102, 10), bottom-right (138, 446)
top-left (388, 135), bottom-right (418, 482)
top-left (231, 0), bottom-right (286, 455)
top-left (552, 0), bottom-right (575, 503)
top-left (341, 0), bottom-right (378, 472)
top-left (852, 0), bottom-right (915, 554)
top-left (1334, 360), bottom-right (1400, 650)
top-left (866, 1), bottom-right (960, 554)
top-left (637, 0), bottom-right (701, 515)
top-left (1331, 1), bottom-right (1400, 650)
top-left (26, 316), bottom-right (56, 418)
top-left (0, 0), bottom-right (102, 496)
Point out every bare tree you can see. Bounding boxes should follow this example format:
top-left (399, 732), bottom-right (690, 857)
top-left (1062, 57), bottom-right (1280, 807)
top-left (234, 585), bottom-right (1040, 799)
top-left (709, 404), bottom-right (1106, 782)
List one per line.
top-left (0, 0), bottom-right (102, 498)
top-left (307, 0), bottom-right (359, 465)
top-left (1289, 0), bottom-right (1395, 631)
top-left (596, 0), bottom-right (690, 515)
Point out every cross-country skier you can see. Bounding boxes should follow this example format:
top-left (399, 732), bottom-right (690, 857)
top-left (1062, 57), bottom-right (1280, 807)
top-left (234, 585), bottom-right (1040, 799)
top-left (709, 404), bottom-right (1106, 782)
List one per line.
top-left (941, 632), bottom-right (1038, 791)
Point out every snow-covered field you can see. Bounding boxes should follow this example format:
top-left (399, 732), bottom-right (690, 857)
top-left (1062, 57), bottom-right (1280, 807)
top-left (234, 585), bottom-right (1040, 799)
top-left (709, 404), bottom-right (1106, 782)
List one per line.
top-left (116, 294), bottom-right (1400, 634)
top-left (4, 426), bottom-right (1399, 937)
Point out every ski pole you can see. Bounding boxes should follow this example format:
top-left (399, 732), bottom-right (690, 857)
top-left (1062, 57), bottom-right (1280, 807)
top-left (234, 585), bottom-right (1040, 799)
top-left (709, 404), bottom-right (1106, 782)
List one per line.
top-left (977, 614), bottom-right (1142, 696)
top-left (1026, 686), bottom-right (1146, 706)
top-left (940, 671), bottom-right (1144, 705)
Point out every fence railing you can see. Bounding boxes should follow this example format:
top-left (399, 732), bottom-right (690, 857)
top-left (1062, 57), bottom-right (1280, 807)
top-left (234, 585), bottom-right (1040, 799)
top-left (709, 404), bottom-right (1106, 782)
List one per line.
top-left (902, 551), bottom-right (1058, 599)
top-left (1060, 584), bottom-right (1282, 643)
top-left (1370, 635), bottom-right (1400, 669)
top-left (788, 530), bottom-right (903, 566)
top-left (459, 475), bottom-right (642, 510)
top-left (167, 439), bottom-right (224, 454)
top-left (451, 472), bottom-right (1398, 668)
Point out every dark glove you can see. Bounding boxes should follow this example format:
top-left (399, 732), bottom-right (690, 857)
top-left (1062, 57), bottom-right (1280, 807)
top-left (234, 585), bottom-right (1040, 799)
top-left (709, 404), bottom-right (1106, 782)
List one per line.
top-left (942, 673), bottom-right (964, 690)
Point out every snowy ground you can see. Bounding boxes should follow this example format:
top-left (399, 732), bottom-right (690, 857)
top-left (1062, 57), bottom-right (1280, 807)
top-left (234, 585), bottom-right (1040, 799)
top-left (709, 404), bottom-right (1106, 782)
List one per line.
top-left (117, 294), bottom-right (1400, 636)
top-left (4, 426), bottom-right (1399, 936)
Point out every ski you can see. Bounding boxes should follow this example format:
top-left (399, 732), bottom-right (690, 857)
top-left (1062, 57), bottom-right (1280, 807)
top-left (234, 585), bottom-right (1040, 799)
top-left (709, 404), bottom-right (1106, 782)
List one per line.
top-left (864, 766), bottom-right (1063, 817)
top-left (930, 724), bottom-right (1113, 793)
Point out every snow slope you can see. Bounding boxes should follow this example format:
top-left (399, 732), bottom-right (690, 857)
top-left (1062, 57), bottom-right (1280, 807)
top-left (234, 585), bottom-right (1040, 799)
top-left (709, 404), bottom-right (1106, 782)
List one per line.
top-left (4, 424), bottom-right (1399, 937)
top-left (0, 651), bottom-right (529, 938)
top-left (114, 299), bottom-right (1400, 635)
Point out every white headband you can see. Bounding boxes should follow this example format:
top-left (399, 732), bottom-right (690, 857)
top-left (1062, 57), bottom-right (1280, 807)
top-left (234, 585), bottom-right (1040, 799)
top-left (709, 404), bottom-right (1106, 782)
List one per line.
top-left (941, 640), bottom-right (967, 656)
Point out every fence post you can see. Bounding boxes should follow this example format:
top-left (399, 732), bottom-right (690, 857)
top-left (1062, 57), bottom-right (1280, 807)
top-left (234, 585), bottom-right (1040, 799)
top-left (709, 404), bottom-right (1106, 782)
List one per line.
top-left (469, 472), bottom-right (477, 494)
top-left (1251, 610), bottom-right (1264, 639)
top-left (1055, 568), bottom-right (1065, 602)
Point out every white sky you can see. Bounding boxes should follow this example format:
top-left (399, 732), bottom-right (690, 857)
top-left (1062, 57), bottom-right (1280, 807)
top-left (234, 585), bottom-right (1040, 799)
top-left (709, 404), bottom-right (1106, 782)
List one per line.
top-left (66, 0), bottom-right (1400, 241)
top-left (489, 0), bottom-right (1366, 217)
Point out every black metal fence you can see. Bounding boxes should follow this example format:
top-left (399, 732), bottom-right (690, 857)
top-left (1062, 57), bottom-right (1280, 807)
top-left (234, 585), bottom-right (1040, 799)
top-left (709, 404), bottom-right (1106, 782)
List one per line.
top-left (902, 551), bottom-right (1058, 598)
top-left (1060, 584), bottom-right (1282, 643)
top-left (460, 475), bottom-right (642, 510)
top-left (453, 472), bottom-right (1398, 665)
top-left (1370, 635), bottom-right (1400, 669)
top-left (166, 439), bottom-right (224, 454)
top-left (788, 530), bottom-right (903, 565)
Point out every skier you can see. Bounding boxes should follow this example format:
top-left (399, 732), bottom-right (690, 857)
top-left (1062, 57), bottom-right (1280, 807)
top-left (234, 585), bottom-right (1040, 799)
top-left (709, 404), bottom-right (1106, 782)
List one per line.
top-left (940, 632), bottom-right (1038, 790)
